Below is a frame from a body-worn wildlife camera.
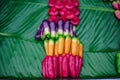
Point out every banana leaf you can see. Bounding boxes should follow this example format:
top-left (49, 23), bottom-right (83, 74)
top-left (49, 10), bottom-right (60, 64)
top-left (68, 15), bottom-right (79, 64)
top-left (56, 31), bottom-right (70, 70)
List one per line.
top-left (0, 0), bottom-right (120, 79)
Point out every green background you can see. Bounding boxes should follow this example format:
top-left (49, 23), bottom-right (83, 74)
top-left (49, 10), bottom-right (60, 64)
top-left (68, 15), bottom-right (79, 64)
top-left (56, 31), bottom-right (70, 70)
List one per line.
top-left (0, 0), bottom-right (120, 78)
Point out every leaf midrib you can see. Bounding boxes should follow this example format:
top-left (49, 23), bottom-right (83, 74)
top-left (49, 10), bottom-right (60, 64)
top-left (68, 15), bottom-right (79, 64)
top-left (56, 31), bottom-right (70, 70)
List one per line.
top-left (0, 32), bottom-right (119, 52)
top-left (0, 32), bottom-right (37, 43)
top-left (11, 1), bottom-right (47, 6)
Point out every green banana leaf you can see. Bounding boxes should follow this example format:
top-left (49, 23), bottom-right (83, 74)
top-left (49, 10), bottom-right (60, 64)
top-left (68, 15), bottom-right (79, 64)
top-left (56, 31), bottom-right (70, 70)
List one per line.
top-left (0, 0), bottom-right (120, 78)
